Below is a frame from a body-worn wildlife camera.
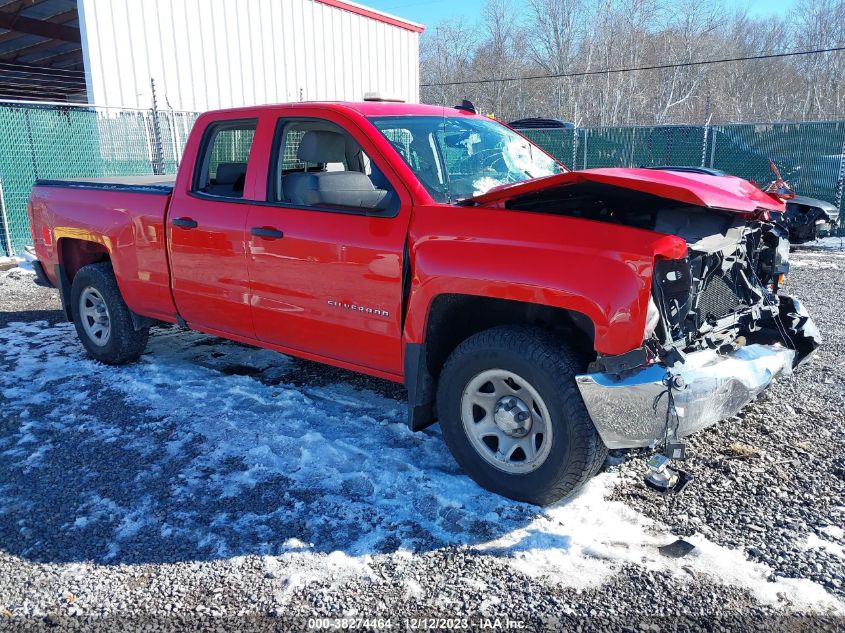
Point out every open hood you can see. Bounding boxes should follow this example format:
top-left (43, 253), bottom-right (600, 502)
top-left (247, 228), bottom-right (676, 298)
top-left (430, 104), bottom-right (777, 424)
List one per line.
top-left (462, 167), bottom-right (784, 214)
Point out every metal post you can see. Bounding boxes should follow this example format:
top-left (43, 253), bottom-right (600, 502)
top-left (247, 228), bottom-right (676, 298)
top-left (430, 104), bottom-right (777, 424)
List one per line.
top-left (834, 134), bottom-right (845, 214)
top-left (24, 108), bottom-right (38, 179)
top-left (701, 98), bottom-right (712, 168)
top-left (629, 127), bottom-right (637, 168)
top-left (709, 126), bottom-right (717, 168)
top-left (582, 128), bottom-right (589, 170)
top-left (149, 78), bottom-right (165, 176)
top-left (701, 113), bottom-right (712, 168)
top-left (0, 177), bottom-right (14, 257)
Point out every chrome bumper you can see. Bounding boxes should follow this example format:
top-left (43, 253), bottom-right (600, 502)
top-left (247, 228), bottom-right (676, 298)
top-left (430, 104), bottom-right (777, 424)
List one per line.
top-left (575, 344), bottom-right (796, 449)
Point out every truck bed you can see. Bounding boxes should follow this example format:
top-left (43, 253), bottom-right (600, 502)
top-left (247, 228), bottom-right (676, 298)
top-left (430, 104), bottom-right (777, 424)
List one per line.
top-left (29, 175), bottom-right (177, 323)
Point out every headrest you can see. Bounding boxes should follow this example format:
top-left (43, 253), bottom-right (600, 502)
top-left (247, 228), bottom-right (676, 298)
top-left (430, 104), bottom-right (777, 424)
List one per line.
top-left (215, 162), bottom-right (246, 184)
top-left (297, 130), bottom-right (346, 163)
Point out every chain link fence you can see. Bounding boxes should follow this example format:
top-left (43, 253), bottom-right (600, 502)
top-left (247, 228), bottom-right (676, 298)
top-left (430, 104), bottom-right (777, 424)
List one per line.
top-left (520, 122), bottom-right (845, 220)
top-left (0, 102), bottom-right (198, 256)
top-left (2, 102), bottom-right (845, 256)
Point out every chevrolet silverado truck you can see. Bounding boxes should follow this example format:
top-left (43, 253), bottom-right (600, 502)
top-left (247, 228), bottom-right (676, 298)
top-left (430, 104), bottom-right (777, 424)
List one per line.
top-left (27, 101), bottom-right (820, 505)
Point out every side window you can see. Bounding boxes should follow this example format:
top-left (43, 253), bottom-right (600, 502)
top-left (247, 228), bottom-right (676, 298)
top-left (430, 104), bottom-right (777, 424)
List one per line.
top-left (269, 118), bottom-right (396, 214)
top-left (194, 119), bottom-right (257, 198)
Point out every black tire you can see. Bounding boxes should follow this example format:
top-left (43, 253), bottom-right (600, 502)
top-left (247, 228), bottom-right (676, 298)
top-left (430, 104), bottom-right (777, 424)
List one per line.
top-left (71, 262), bottom-right (149, 364)
top-left (436, 325), bottom-right (606, 505)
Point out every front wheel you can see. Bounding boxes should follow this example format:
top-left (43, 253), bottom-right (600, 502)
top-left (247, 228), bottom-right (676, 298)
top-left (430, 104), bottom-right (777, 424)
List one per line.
top-left (71, 262), bottom-right (149, 364)
top-left (436, 326), bottom-right (606, 505)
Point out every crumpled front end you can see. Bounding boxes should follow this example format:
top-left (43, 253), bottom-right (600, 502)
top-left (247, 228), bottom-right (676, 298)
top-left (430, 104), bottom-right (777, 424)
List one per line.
top-left (576, 344), bottom-right (793, 449)
top-left (575, 295), bottom-right (820, 449)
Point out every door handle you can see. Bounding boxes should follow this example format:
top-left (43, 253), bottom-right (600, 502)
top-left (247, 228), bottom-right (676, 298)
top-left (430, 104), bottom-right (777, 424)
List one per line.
top-left (250, 226), bottom-right (284, 239)
top-left (172, 217), bottom-right (198, 229)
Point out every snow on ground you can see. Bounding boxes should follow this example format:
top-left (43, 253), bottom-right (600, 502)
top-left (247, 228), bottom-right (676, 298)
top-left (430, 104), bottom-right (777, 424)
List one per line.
top-left (0, 320), bottom-right (843, 615)
top-left (0, 255), bottom-right (32, 275)
top-left (789, 245), bottom-right (845, 269)
top-left (796, 236), bottom-right (845, 251)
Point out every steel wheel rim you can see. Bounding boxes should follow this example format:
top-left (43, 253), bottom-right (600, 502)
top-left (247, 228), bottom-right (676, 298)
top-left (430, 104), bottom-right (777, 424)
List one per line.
top-left (79, 287), bottom-right (111, 347)
top-left (460, 368), bottom-right (554, 474)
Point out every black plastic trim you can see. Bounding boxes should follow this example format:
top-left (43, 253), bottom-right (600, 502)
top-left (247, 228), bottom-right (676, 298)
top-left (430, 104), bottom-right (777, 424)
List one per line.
top-left (54, 263), bottom-right (72, 321)
top-left (129, 311), bottom-right (158, 332)
top-left (34, 179), bottom-right (173, 195)
top-left (32, 260), bottom-right (54, 288)
top-left (404, 342), bottom-right (437, 431)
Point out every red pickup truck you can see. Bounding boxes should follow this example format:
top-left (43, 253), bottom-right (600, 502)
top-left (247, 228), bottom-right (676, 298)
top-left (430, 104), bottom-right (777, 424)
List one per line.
top-left (27, 101), bottom-right (819, 505)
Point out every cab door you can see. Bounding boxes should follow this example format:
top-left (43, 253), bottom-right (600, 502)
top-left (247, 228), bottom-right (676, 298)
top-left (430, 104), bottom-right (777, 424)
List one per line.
top-left (244, 113), bottom-right (412, 376)
top-left (167, 118), bottom-right (258, 338)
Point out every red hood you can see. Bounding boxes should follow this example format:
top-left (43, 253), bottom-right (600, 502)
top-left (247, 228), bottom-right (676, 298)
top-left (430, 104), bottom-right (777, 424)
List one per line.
top-left (463, 167), bottom-right (785, 214)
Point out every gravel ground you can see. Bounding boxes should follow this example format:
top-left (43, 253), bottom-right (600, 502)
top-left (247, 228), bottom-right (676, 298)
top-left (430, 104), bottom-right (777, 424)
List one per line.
top-left (1, 248), bottom-right (844, 632)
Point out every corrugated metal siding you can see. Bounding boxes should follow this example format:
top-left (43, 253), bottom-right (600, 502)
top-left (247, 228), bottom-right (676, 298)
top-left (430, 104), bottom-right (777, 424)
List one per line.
top-left (78, 0), bottom-right (420, 111)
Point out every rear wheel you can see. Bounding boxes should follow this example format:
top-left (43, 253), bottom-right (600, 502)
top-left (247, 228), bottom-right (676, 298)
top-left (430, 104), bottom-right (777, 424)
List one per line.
top-left (71, 262), bottom-right (149, 364)
top-left (436, 326), bottom-right (605, 505)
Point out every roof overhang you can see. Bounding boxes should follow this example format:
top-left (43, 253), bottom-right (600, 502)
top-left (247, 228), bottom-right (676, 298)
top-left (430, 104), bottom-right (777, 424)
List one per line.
top-left (315, 0), bottom-right (425, 33)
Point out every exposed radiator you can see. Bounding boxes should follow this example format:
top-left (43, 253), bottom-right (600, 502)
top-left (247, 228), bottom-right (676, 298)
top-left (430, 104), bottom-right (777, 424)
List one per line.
top-left (697, 273), bottom-right (744, 321)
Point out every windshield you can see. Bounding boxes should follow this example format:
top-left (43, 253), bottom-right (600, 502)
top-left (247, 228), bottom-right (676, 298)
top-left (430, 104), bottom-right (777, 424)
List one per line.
top-left (369, 115), bottom-right (565, 202)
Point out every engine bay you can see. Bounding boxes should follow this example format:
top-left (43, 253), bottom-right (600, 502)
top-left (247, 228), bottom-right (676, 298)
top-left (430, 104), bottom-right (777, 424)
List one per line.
top-left (505, 181), bottom-right (819, 366)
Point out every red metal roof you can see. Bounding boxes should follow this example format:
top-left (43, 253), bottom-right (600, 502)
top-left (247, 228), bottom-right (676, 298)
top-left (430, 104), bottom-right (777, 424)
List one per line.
top-left (314, 0), bottom-right (425, 33)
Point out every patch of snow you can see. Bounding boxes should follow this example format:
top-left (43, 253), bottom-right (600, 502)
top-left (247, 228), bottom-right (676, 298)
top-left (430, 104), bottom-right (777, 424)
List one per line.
top-left (0, 255), bottom-right (33, 274)
top-left (403, 578), bottom-right (424, 600)
top-left (822, 526), bottom-right (844, 540)
top-left (804, 533), bottom-right (845, 559)
top-left (798, 236), bottom-right (845, 251)
top-left (789, 260), bottom-right (839, 269)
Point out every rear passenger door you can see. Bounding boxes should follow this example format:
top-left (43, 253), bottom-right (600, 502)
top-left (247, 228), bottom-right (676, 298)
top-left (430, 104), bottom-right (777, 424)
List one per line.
top-left (244, 114), bottom-right (411, 376)
top-left (167, 118), bottom-right (258, 338)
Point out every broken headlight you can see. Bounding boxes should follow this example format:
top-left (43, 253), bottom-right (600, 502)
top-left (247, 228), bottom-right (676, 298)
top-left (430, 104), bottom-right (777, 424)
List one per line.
top-left (759, 224), bottom-right (790, 292)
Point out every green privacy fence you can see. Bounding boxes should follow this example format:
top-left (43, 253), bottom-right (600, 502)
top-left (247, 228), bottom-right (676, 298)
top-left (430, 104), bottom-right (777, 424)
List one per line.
top-left (520, 122), bottom-right (845, 219)
top-left (0, 102), bottom-right (198, 256)
top-left (2, 102), bottom-right (845, 256)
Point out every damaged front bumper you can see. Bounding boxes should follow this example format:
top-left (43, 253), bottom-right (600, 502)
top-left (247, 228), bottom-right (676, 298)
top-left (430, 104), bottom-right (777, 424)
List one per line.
top-left (575, 296), bottom-right (820, 449)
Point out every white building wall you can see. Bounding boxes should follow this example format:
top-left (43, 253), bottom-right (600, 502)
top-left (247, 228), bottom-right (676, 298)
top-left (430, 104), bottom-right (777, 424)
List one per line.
top-left (77, 0), bottom-right (421, 111)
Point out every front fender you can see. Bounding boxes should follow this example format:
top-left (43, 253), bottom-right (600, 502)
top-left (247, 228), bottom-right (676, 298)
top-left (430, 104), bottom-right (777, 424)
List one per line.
top-left (404, 207), bottom-right (686, 356)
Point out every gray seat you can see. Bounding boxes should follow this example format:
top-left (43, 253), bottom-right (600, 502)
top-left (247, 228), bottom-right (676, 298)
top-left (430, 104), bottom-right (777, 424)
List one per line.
top-left (205, 162), bottom-right (246, 197)
top-left (284, 131), bottom-right (388, 208)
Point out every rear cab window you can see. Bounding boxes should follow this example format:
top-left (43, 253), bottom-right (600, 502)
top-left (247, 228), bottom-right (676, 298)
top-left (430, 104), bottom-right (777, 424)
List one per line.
top-left (193, 119), bottom-right (257, 198)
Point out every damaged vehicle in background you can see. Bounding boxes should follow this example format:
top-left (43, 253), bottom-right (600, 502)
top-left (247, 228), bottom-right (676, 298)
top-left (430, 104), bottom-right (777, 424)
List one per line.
top-left (783, 194), bottom-right (840, 244)
top-left (27, 101), bottom-right (820, 505)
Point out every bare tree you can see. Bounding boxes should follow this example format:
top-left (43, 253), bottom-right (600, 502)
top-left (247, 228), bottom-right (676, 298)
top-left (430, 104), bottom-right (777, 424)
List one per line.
top-left (419, 0), bottom-right (845, 125)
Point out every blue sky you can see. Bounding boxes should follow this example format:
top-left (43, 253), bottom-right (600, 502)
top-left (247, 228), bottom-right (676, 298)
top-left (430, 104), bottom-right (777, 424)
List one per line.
top-left (364, 0), bottom-right (800, 31)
